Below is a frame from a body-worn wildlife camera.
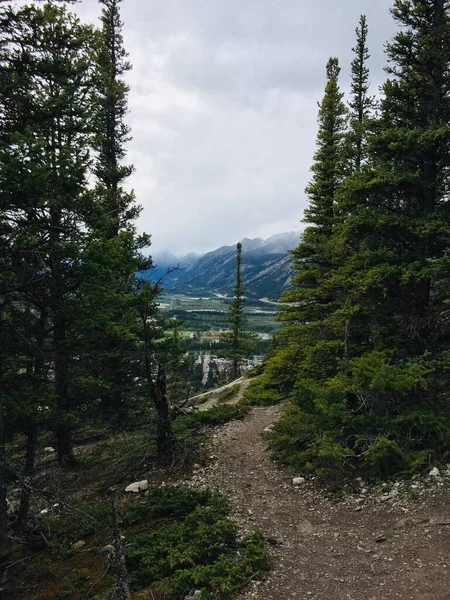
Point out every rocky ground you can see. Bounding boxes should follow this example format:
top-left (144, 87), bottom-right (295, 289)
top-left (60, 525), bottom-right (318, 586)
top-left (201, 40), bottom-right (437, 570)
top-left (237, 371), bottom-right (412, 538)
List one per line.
top-left (183, 405), bottom-right (450, 600)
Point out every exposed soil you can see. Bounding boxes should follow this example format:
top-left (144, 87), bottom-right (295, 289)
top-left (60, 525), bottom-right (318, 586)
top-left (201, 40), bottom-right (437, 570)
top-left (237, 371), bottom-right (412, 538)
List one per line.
top-left (188, 405), bottom-right (450, 600)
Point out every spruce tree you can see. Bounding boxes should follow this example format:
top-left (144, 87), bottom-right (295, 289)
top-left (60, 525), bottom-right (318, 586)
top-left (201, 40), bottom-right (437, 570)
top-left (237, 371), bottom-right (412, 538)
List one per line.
top-left (344, 0), bottom-right (450, 363)
top-left (346, 15), bottom-right (375, 173)
top-left (277, 57), bottom-right (347, 382)
top-left (85, 0), bottom-right (150, 425)
top-left (266, 1), bottom-right (450, 479)
top-left (222, 243), bottom-right (254, 379)
top-left (0, 3), bottom-right (97, 466)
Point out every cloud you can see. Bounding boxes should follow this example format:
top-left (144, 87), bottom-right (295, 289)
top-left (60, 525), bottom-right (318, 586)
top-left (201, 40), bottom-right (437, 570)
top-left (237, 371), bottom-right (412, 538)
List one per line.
top-left (74, 0), bottom-right (395, 254)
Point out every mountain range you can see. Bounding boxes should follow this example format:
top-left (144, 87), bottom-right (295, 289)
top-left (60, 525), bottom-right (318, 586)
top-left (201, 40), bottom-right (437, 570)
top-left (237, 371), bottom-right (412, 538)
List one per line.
top-left (141, 231), bottom-right (299, 300)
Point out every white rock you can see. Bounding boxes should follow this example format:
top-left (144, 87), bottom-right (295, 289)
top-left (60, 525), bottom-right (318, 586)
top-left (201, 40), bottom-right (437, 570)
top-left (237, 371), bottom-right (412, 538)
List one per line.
top-left (40, 509), bottom-right (49, 515)
top-left (43, 447), bottom-right (55, 453)
top-left (125, 479), bottom-right (149, 493)
top-left (429, 467), bottom-right (440, 479)
top-left (125, 482), bottom-right (140, 493)
top-left (293, 477), bottom-right (306, 486)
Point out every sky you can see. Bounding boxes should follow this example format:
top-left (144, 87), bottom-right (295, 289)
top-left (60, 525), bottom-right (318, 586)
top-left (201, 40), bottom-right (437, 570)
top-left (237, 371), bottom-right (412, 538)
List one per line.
top-left (73, 0), bottom-right (396, 255)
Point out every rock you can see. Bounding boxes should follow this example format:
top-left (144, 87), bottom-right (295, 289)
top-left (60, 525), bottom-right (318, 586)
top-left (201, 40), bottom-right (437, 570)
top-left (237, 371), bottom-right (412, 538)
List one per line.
top-left (265, 536), bottom-right (281, 546)
top-left (293, 477), bottom-right (306, 486)
top-left (40, 509), bottom-right (49, 515)
top-left (375, 535), bottom-right (387, 543)
top-left (298, 519), bottom-right (314, 534)
top-left (73, 540), bottom-right (86, 550)
top-left (43, 447), bottom-right (55, 453)
top-left (394, 517), bottom-right (415, 530)
top-left (125, 479), bottom-right (149, 493)
top-left (263, 425), bottom-right (274, 433)
top-left (429, 467), bottom-right (440, 479)
top-left (99, 544), bottom-right (115, 557)
top-left (185, 591), bottom-right (202, 600)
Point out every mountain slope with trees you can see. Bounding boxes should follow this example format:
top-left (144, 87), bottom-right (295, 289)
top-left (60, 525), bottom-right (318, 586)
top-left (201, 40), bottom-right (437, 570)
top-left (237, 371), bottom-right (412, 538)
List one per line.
top-left (146, 232), bottom-right (298, 300)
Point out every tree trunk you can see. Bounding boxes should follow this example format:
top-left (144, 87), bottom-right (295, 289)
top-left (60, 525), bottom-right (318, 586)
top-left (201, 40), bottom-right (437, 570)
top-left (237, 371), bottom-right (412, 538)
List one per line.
top-left (0, 397), bottom-right (9, 551)
top-left (111, 491), bottom-right (131, 600)
top-left (154, 364), bottom-right (175, 457)
top-left (54, 316), bottom-right (74, 467)
top-left (16, 422), bottom-right (37, 529)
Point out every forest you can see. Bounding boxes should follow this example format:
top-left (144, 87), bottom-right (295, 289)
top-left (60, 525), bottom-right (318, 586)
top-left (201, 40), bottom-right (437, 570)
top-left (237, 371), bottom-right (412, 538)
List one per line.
top-left (252, 3), bottom-right (450, 480)
top-left (0, 0), bottom-right (450, 599)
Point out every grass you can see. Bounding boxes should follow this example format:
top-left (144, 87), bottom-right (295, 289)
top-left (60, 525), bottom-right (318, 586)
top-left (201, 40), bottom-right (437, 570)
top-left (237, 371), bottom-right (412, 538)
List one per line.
top-left (216, 383), bottom-right (241, 404)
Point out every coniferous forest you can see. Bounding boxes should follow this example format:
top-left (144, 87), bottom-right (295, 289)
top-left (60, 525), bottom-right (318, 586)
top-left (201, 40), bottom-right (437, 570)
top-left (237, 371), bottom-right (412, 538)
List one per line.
top-left (1, 1), bottom-right (450, 599)
top-left (251, 1), bottom-right (450, 479)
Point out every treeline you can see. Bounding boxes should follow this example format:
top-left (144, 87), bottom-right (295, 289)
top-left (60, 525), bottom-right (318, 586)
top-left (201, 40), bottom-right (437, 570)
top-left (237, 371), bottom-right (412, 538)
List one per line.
top-left (0, 0), bottom-right (180, 550)
top-left (252, 1), bottom-right (450, 478)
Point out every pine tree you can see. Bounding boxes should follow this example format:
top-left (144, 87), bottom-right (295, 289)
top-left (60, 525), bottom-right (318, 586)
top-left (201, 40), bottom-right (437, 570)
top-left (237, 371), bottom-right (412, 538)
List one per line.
top-left (133, 280), bottom-right (175, 456)
top-left (277, 57), bottom-right (347, 382)
top-left (346, 15), bottom-right (375, 173)
top-left (266, 1), bottom-right (450, 479)
top-left (85, 0), bottom-right (150, 425)
top-left (222, 243), bottom-right (255, 379)
top-left (0, 3), bottom-right (98, 466)
top-left (95, 0), bottom-right (133, 237)
top-left (343, 0), bottom-right (450, 363)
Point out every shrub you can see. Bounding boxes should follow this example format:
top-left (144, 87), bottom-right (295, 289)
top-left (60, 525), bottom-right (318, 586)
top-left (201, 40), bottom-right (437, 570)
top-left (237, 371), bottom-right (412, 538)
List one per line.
top-left (174, 403), bottom-right (250, 433)
top-left (123, 487), bottom-right (268, 598)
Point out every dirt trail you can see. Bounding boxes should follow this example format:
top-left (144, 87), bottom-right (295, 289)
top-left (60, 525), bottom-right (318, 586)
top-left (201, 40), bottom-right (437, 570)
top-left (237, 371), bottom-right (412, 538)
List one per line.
top-left (191, 405), bottom-right (450, 600)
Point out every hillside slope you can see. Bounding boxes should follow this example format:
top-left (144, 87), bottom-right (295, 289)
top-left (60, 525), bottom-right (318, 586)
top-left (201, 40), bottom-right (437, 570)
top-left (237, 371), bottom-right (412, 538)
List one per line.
top-left (170, 232), bottom-right (299, 299)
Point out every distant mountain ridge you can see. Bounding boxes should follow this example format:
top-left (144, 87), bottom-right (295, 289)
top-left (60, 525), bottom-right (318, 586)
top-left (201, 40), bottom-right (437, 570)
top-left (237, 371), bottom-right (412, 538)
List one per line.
top-left (142, 232), bottom-right (299, 300)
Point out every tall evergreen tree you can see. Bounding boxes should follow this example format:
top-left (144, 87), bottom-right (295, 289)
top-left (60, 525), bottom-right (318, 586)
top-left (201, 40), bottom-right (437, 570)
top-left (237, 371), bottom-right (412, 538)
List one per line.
top-left (266, 1), bottom-right (450, 479)
top-left (343, 0), bottom-right (450, 363)
top-left (222, 243), bottom-right (254, 379)
top-left (277, 57), bottom-right (347, 382)
top-left (346, 15), bottom-right (375, 173)
top-left (0, 3), bottom-right (97, 466)
top-left (86, 0), bottom-right (150, 425)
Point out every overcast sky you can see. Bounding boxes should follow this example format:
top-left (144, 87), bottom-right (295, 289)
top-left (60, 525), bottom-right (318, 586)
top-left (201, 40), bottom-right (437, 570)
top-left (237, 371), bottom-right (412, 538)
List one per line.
top-left (74, 0), bottom-right (396, 255)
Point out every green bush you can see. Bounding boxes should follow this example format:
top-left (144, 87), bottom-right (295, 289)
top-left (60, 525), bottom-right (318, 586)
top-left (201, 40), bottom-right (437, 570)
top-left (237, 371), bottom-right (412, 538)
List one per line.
top-left (174, 403), bottom-right (250, 432)
top-left (242, 375), bottom-right (285, 406)
top-left (123, 487), bottom-right (268, 598)
top-left (122, 486), bottom-right (224, 527)
top-left (217, 384), bottom-right (241, 404)
top-left (267, 354), bottom-right (450, 481)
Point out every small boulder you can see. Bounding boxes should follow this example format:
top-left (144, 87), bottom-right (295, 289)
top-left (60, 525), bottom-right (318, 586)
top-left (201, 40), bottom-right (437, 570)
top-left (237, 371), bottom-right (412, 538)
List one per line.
top-left (43, 447), bottom-right (55, 453)
top-left (125, 479), bottom-right (149, 493)
top-left (100, 544), bottom-right (115, 557)
top-left (293, 477), bottom-right (306, 486)
top-left (429, 467), bottom-right (440, 479)
top-left (184, 591), bottom-right (202, 600)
